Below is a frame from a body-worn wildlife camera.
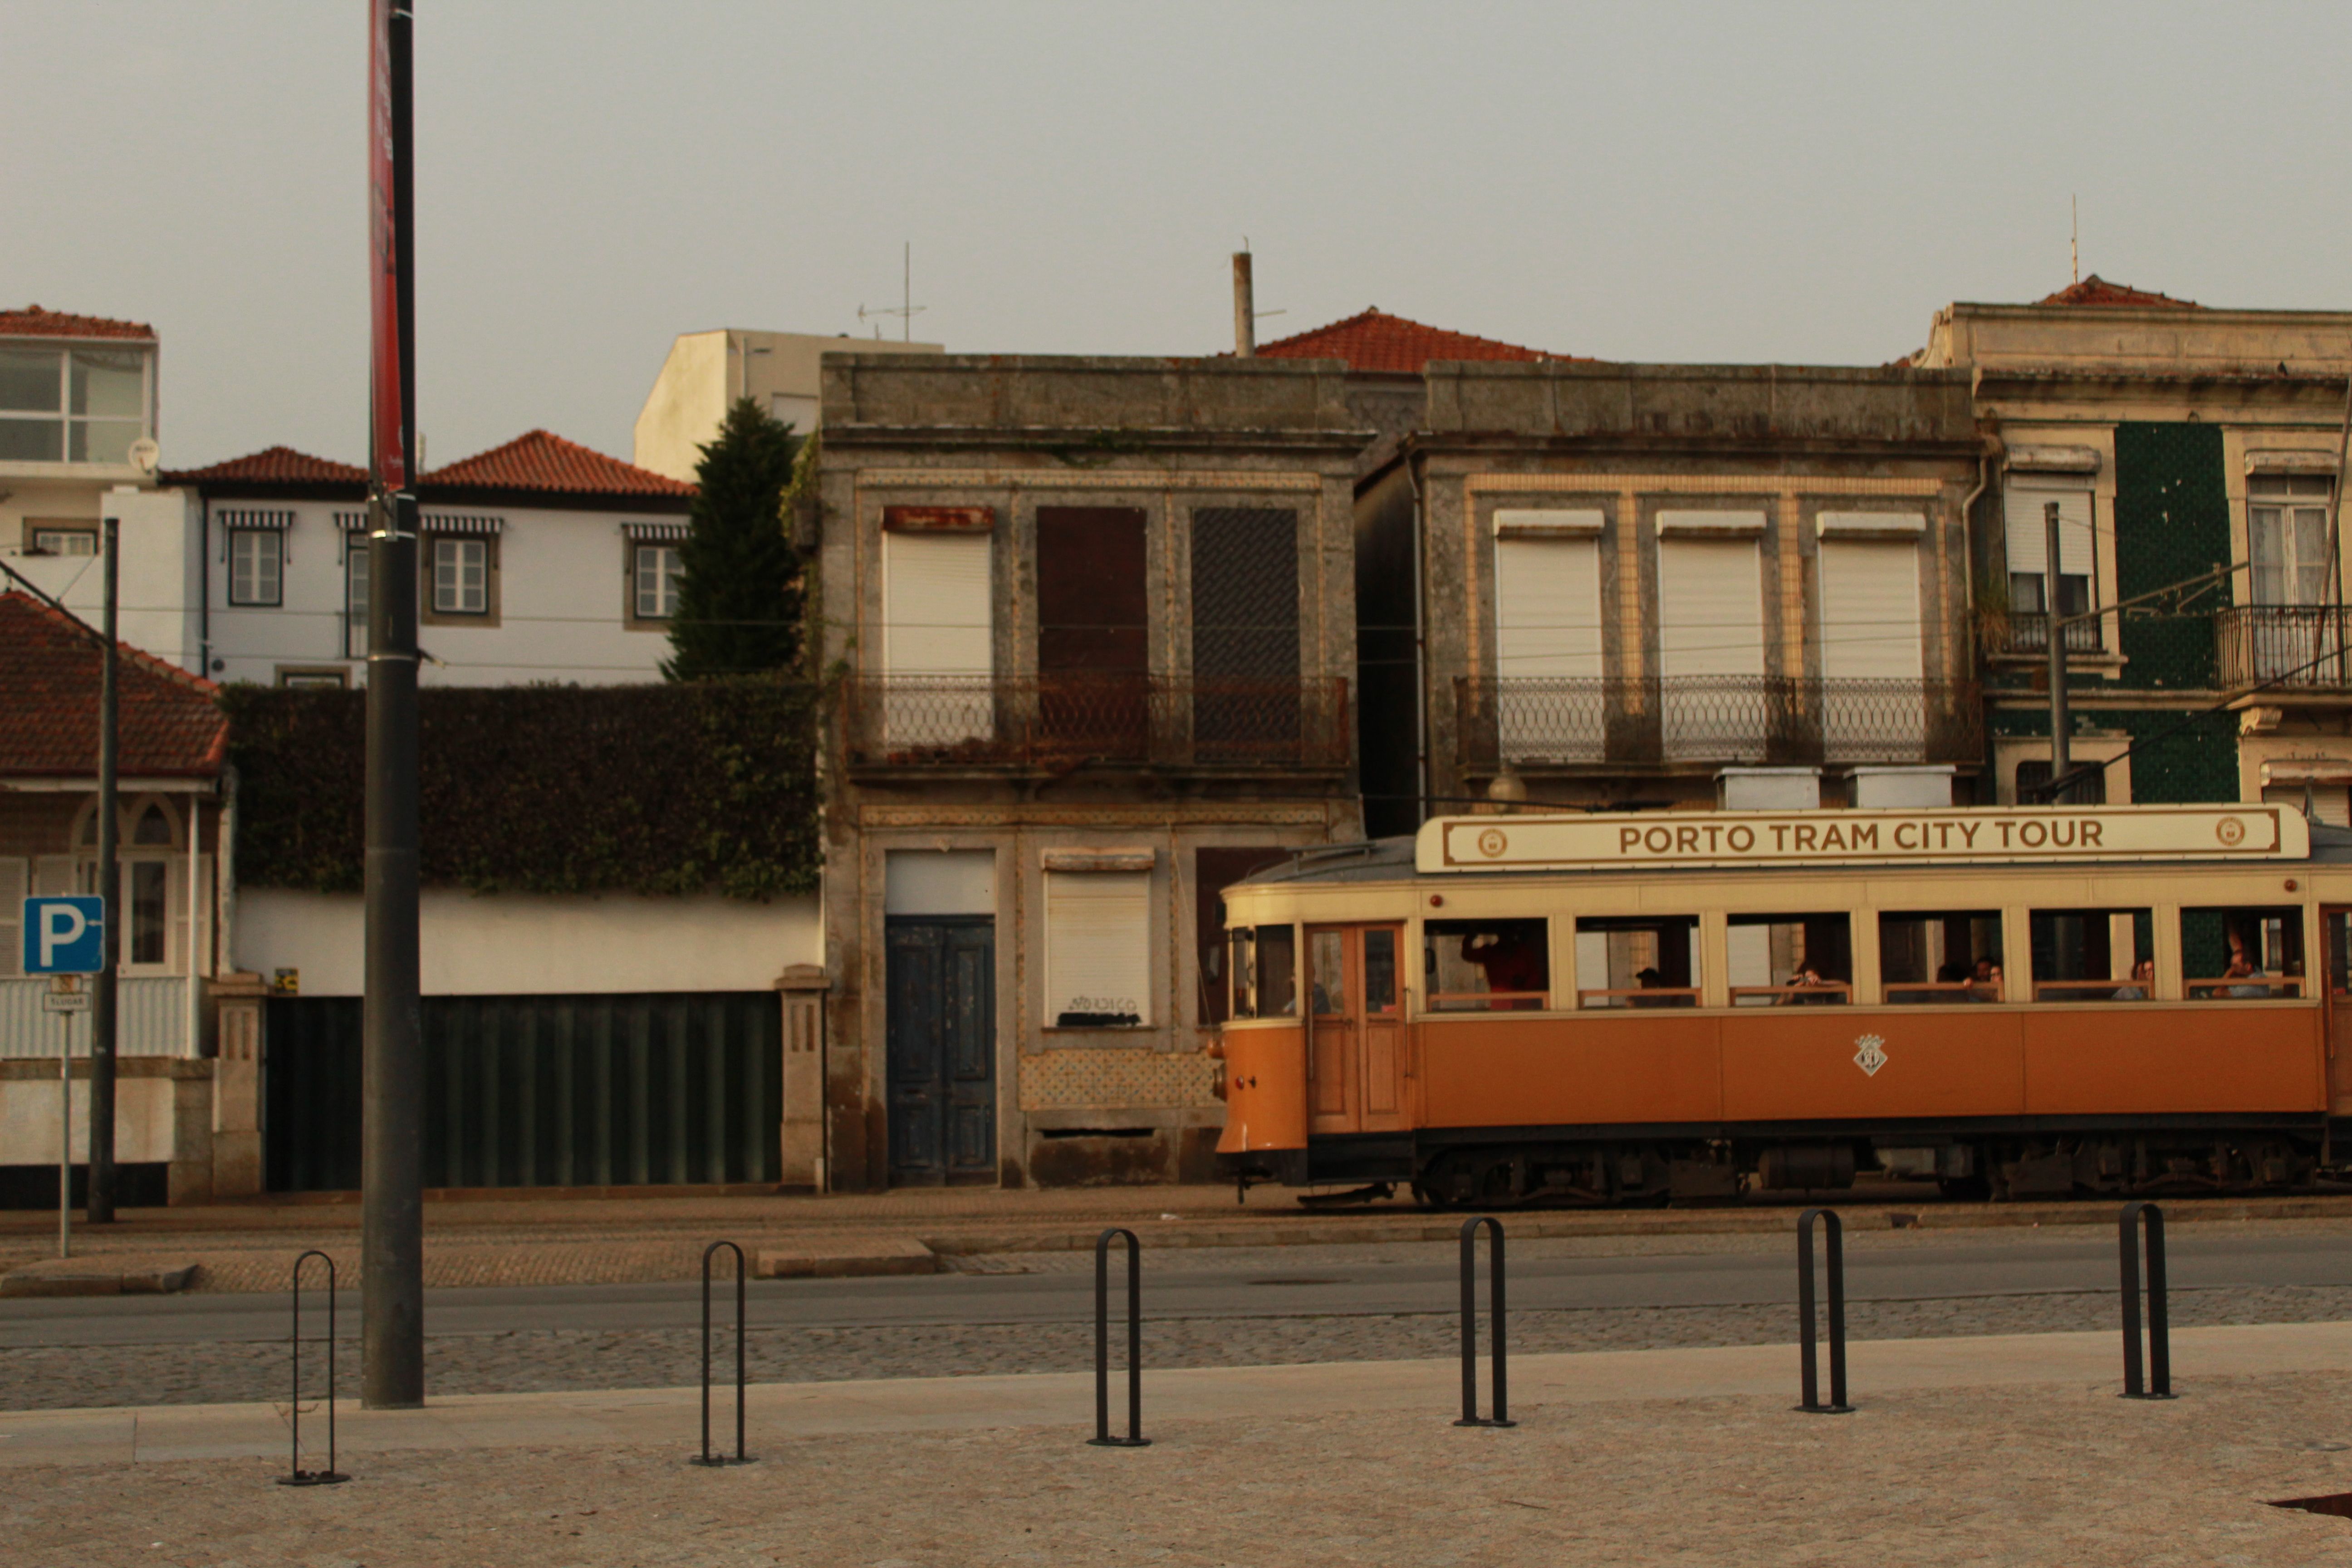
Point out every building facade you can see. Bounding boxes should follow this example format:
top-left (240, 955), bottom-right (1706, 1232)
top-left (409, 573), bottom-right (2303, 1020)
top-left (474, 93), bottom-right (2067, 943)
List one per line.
top-left (164, 430), bottom-right (695, 687)
top-left (814, 353), bottom-right (1368, 1187)
top-left (0, 593), bottom-right (240, 1207)
top-left (1357, 361), bottom-right (1987, 835)
top-left (1920, 277), bottom-right (2352, 817)
top-left (632, 329), bottom-right (941, 483)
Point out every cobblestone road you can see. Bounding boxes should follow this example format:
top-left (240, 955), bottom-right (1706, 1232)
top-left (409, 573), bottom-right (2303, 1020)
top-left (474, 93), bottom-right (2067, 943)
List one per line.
top-left (7, 1270), bottom-right (2352, 1412)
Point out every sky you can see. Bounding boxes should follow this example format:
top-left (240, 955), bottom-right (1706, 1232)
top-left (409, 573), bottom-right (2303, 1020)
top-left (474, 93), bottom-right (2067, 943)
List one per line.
top-left (6, 1), bottom-right (2352, 472)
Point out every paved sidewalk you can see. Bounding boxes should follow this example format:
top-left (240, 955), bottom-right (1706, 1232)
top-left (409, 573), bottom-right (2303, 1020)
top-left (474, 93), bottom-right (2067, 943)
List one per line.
top-left (7, 1326), bottom-right (2352, 1564)
top-left (9, 1186), bottom-right (2352, 1293)
top-left (6, 1319), bottom-right (2352, 1466)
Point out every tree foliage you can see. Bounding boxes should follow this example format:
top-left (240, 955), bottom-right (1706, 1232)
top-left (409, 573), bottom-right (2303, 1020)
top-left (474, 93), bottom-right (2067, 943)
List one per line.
top-left (220, 681), bottom-right (819, 900)
top-left (664, 396), bottom-right (804, 681)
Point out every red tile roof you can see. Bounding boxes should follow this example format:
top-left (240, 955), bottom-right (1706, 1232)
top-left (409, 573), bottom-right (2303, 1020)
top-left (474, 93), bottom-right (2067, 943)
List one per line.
top-left (163, 446), bottom-right (369, 487)
top-left (1253, 308), bottom-right (1567, 374)
top-left (0, 305), bottom-right (157, 341)
top-left (0, 594), bottom-right (225, 779)
top-left (423, 429), bottom-right (694, 497)
top-left (2035, 275), bottom-right (2201, 309)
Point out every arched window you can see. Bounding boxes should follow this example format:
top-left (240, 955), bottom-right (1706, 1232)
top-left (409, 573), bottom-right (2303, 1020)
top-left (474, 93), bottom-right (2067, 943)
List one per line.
top-left (133, 802), bottom-right (174, 846)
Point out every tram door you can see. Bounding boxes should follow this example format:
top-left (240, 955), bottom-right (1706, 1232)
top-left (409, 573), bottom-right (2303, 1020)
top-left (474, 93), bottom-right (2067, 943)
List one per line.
top-left (1305, 925), bottom-right (1409, 1135)
top-left (2325, 909), bottom-right (2352, 1116)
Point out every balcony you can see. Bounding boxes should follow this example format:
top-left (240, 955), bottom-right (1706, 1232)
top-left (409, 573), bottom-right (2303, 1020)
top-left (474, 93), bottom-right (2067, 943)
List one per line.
top-left (2215, 606), bottom-right (2352, 692)
top-left (1455, 676), bottom-right (1982, 772)
top-left (1985, 611), bottom-right (2103, 657)
top-left (841, 675), bottom-right (1350, 772)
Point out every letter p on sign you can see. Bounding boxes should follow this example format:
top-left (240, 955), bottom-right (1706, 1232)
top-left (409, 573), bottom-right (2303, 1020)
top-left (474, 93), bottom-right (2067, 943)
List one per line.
top-left (23, 896), bottom-right (104, 975)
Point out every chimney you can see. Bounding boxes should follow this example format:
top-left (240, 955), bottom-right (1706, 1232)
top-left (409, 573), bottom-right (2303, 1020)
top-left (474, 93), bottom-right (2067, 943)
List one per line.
top-left (1233, 253), bottom-right (1254, 358)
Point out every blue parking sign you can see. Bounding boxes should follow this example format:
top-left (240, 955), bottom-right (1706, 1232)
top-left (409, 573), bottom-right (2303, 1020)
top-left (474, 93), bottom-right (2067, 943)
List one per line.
top-left (22, 897), bottom-right (104, 975)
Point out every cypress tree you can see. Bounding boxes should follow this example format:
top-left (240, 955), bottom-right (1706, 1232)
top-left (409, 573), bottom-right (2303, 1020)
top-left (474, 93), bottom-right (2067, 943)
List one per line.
top-left (663, 396), bottom-right (803, 681)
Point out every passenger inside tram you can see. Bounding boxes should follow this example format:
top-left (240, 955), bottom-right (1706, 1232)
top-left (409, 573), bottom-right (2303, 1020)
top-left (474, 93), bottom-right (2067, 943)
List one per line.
top-left (1426, 919), bottom-right (1549, 1010)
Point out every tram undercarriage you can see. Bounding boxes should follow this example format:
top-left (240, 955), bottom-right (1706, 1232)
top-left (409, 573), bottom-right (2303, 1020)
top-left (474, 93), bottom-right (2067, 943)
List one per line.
top-left (1227, 1121), bottom-right (2333, 1208)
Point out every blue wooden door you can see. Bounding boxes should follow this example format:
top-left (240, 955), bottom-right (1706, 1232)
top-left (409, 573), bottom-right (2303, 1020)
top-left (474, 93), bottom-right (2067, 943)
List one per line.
top-left (886, 917), bottom-right (996, 1185)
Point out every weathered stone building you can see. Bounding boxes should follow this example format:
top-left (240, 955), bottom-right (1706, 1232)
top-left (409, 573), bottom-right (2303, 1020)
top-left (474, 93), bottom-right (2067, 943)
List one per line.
top-left (813, 355), bottom-right (1369, 1188)
top-left (1917, 277), bottom-right (2352, 815)
top-left (1354, 361), bottom-right (1987, 834)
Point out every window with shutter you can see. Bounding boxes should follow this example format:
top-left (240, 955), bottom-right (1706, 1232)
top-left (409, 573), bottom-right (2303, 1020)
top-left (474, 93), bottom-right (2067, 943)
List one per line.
top-left (1191, 508), bottom-right (1298, 760)
top-left (1819, 538), bottom-right (1924, 755)
top-left (1037, 507), bottom-right (1148, 754)
top-left (1045, 870), bottom-right (1151, 1027)
top-left (2004, 486), bottom-right (2096, 626)
top-left (882, 529), bottom-right (993, 746)
top-left (1493, 514), bottom-right (1604, 764)
top-left (2265, 783), bottom-right (2352, 828)
top-left (1657, 533), bottom-right (1764, 760)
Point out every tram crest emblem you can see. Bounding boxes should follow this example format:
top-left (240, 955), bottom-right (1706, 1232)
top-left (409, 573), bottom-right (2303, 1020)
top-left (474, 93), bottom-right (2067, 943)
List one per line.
top-left (1852, 1034), bottom-right (1888, 1078)
top-left (1476, 828), bottom-right (1508, 858)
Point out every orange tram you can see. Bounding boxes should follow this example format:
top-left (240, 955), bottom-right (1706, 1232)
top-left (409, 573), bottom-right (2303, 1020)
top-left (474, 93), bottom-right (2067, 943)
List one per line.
top-left (1211, 803), bottom-right (2352, 1206)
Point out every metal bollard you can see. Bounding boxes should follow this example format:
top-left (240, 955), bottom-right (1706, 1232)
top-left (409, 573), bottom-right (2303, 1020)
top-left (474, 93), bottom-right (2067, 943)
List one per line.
top-left (692, 1240), bottom-right (755, 1465)
top-left (2120, 1200), bottom-right (2174, 1400)
top-left (1089, 1227), bottom-right (1149, 1447)
top-left (1795, 1208), bottom-right (1853, 1415)
top-left (1454, 1215), bottom-right (1514, 1428)
top-left (277, 1250), bottom-right (349, 1487)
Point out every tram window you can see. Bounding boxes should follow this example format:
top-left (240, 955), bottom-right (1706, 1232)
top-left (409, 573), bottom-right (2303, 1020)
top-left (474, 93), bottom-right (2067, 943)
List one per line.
top-left (1879, 911), bottom-right (2003, 1004)
top-left (2327, 911), bottom-right (2351, 1001)
top-left (1229, 925), bottom-right (1297, 1018)
top-left (1726, 914), bottom-right (1851, 1005)
top-left (2028, 908), bottom-right (2153, 1002)
top-left (1424, 919), bottom-right (1548, 1010)
top-left (1310, 930), bottom-right (1345, 1014)
top-left (2181, 906), bottom-right (2304, 1000)
top-left (1573, 916), bottom-right (1700, 1009)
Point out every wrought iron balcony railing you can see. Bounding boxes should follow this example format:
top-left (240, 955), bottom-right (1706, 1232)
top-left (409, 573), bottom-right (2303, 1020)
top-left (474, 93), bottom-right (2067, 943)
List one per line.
top-left (1985, 611), bottom-right (2103, 657)
top-left (842, 674), bottom-right (1350, 770)
top-left (1455, 675), bottom-right (1982, 771)
top-left (2215, 605), bottom-right (2352, 691)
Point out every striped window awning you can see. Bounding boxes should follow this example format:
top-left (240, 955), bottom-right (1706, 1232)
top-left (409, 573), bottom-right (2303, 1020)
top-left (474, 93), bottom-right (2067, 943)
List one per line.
top-left (217, 509), bottom-right (294, 531)
top-left (333, 510), bottom-right (367, 531)
top-left (419, 512), bottom-right (504, 535)
top-left (622, 521), bottom-right (691, 543)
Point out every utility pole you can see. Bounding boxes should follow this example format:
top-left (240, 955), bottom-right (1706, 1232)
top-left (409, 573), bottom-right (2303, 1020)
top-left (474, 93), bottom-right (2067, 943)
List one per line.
top-left (2045, 500), bottom-right (2072, 801)
top-left (362, 0), bottom-right (424, 1411)
top-left (87, 512), bottom-right (119, 1224)
top-left (1233, 252), bottom-right (1255, 358)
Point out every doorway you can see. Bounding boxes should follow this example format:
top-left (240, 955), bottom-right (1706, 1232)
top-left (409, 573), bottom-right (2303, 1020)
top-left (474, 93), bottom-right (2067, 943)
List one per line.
top-left (1305, 924), bottom-right (1408, 1136)
top-left (885, 917), bottom-right (997, 1185)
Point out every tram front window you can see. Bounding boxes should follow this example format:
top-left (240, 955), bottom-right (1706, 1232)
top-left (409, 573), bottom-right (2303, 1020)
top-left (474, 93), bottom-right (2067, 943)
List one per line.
top-left (1879, 911), bottom-right (2003, 1004)
top-left (1727, 914), bottom-right (1851, 1005)
top-left (1574, 916), bottom-right (1699, 1009)
top-left (2029, 907), bottom-right (2153, 1002)
top-left (2183, 906), bottom-right (2304, 1000)
top-left (1229, 925), bottom-right (1297, 1017)
top-left (1425, 918), bottom-right (1548, 1010)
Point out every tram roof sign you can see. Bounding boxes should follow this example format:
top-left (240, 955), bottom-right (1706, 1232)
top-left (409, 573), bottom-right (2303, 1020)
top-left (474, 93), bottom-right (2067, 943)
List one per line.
top-left (1418, 804), bottom-right (2308, 875)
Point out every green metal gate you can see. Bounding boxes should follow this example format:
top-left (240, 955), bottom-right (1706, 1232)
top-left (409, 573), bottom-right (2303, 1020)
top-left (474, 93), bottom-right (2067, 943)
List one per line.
top-left (265, 992), bottom-right (782, 1191)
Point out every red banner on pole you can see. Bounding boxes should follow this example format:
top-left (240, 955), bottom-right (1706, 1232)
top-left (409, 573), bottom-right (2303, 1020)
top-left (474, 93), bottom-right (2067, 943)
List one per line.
top-left (367, 0), bottom-right (406, 492)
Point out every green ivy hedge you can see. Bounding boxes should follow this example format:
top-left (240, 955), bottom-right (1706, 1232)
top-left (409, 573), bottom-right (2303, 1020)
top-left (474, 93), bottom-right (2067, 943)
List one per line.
top-left (220, 681), bottom-right (820, 900)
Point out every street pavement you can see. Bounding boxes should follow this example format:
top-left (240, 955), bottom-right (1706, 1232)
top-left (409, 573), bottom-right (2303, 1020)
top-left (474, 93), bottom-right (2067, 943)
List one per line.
top-left (10, 1217), bottom-right (2352, 1347)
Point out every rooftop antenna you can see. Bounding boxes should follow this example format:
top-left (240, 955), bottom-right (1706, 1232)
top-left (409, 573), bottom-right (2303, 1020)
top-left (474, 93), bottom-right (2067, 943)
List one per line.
top-left (858, 242), bottom-right (927, 343)
top-left (2071, 196), bottom-right (2079, 285)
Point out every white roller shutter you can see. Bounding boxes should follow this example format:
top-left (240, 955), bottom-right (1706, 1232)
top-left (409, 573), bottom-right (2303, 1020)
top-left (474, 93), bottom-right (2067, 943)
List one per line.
top-left (1819, 541), bottom-right (1921, 681)
top-left (2266, 783), bottom-right (2352, 828)
top-left (1658, 538), bottom-right (1763, 677)
top-left (1658, 538), bottom-right (1763, 760)
top-left (883, 531), bottom-right (992, 746)
top-left (884, 531), bottom-right (991, 675)
top-left (2004, 487), bottom-right (2094, 579)
top-left (1495, 536), bottom-right (1602, 678)
top-left (1045, 870), bottom-right (1151, 1027)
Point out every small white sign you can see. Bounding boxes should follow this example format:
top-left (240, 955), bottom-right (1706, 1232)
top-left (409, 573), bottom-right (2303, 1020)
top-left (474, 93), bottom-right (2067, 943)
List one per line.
top-left (1852, 1034), bottom-right (1888, 1078)
top-left (42, 989), bottom-right (89, 1014)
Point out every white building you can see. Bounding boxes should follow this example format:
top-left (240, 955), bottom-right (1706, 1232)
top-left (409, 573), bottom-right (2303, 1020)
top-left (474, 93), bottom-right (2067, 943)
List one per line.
top-left (632, 329), bottom-right (941, 482)
top-left (166, 430), bottom-right (696, 687)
